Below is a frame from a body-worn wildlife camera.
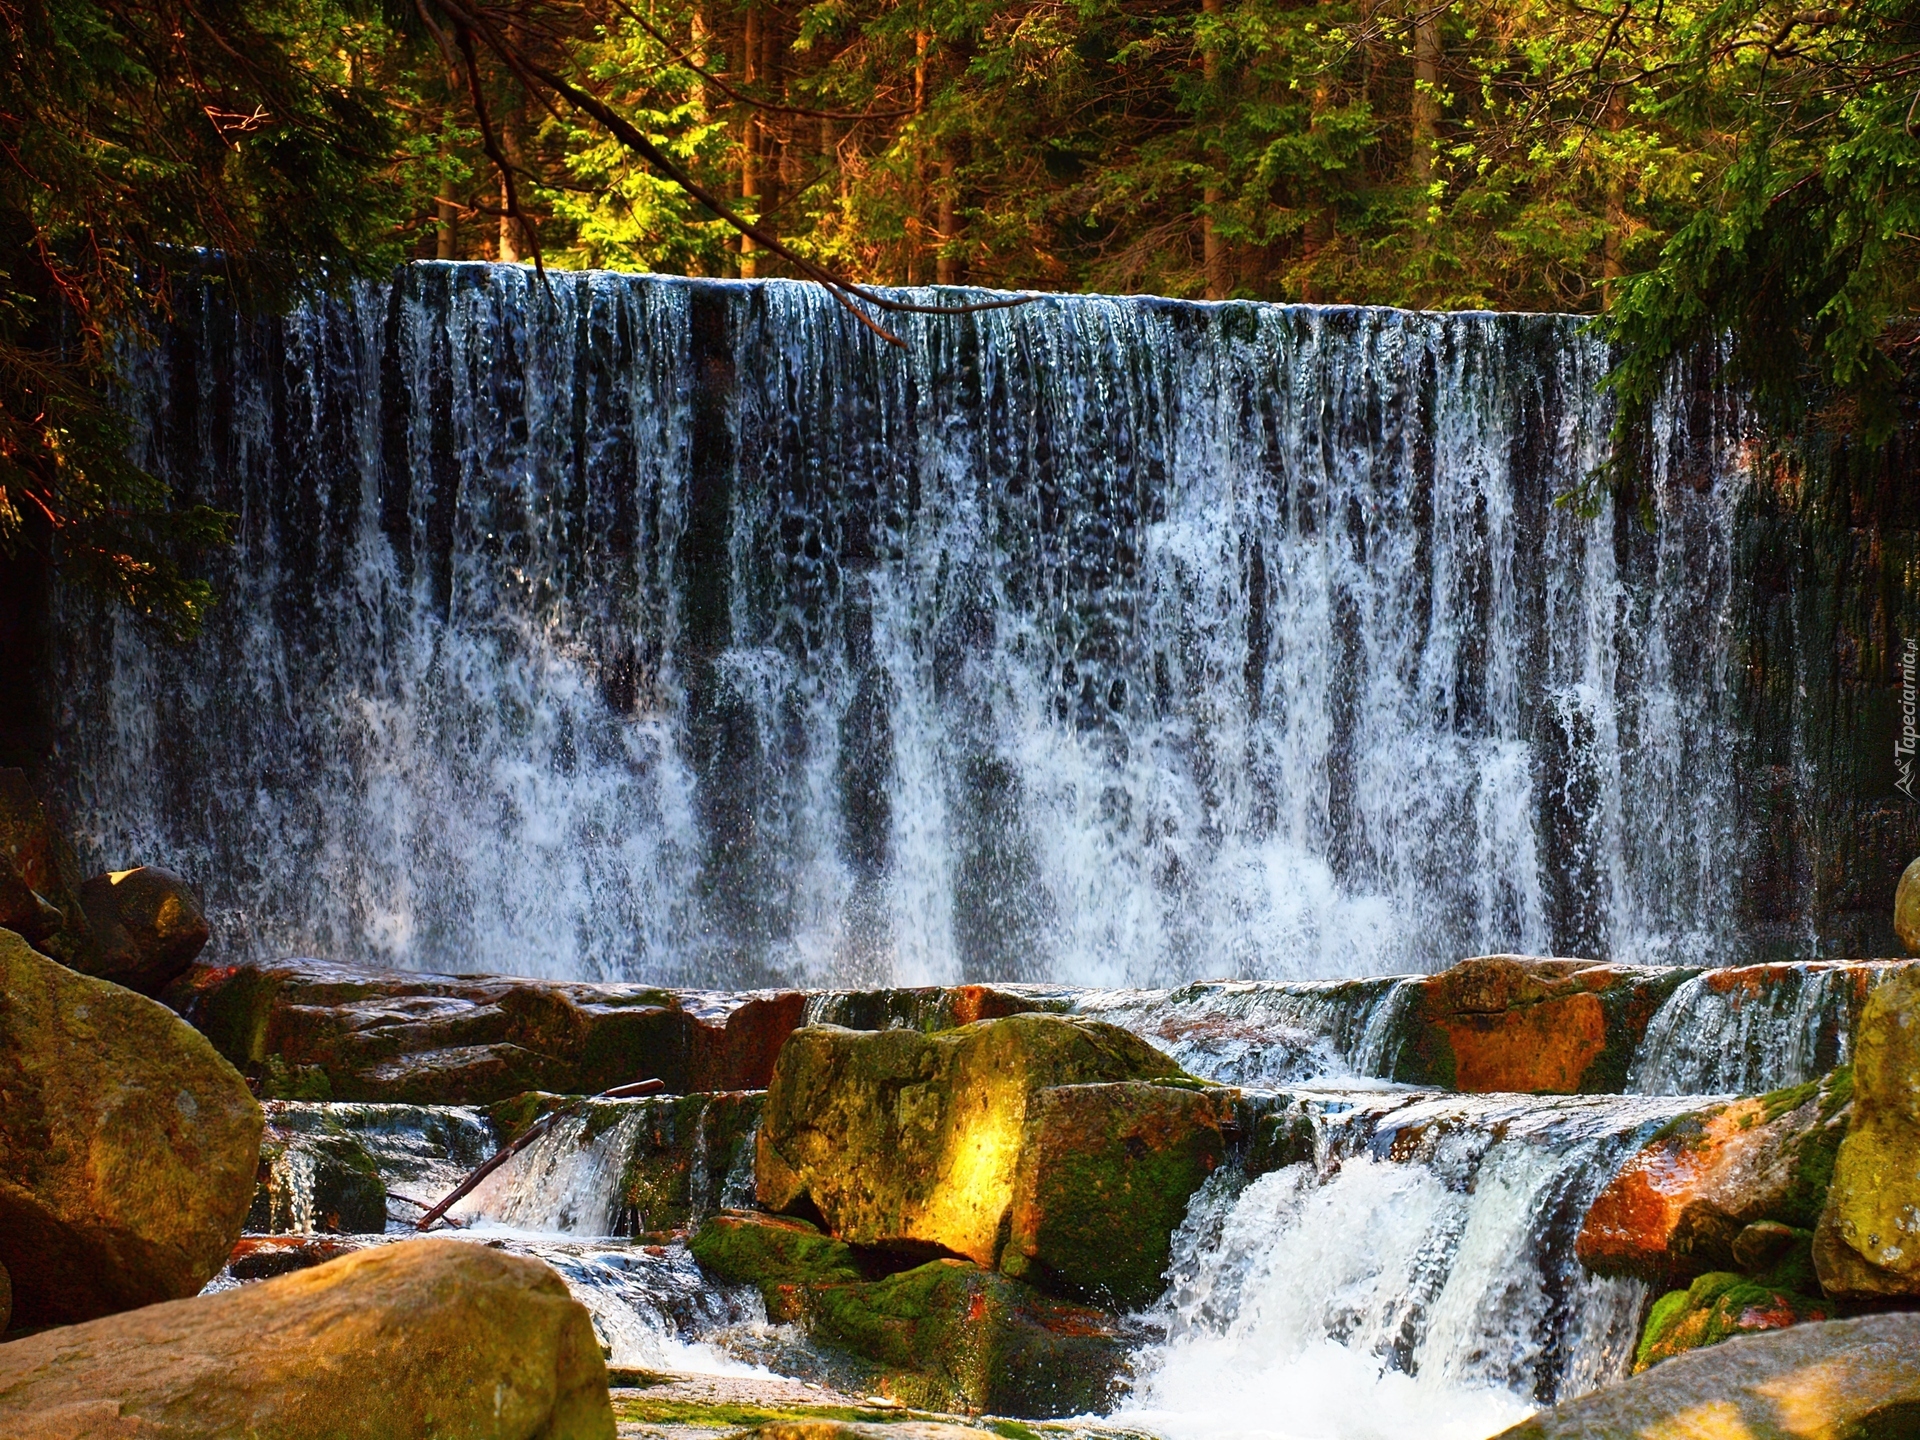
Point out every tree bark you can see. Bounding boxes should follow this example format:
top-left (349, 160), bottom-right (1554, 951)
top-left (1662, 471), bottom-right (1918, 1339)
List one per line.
top-left (1411, 2), bottom-right (1441, 193)
top-left (740, 4), bottom-right (762, 277)
top-left (1201, 0), bottom-right (1226, 299)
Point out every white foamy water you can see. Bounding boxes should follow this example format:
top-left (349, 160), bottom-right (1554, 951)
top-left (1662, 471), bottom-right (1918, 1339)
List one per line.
top-left (59, 270), bottom-right (1747, 987)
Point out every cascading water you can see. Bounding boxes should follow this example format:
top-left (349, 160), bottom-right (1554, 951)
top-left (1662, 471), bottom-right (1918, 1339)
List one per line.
top-left (1123, 1088), bottom-right (1698, 1440)
top-left (53, 265), bottom-right (1747, 988)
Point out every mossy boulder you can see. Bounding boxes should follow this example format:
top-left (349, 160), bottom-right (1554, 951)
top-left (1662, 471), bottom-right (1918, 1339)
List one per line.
top-left (690, 1211), bottom-right (863, 1318)
top-left (0, 927), bottom-right (262, 1328)
top-left (688, 1213), bottom-right (1128, 1418)
top-left (1577, 1068), bottom-right (1851, 1284)
top-left (1633, 1271), bottom-right (1835, 1373)
top-left (1896, 856), bottom-right (1920, 953)
top-left (1003, 1081), bottom-right (1233, 1310)
top-left (1385, 955), bottom-right (1697, 1093)
top-left (808, 1259), bottom-right (1127, 1417)
top-left (248, 1105), bottom-right (388, 1235)
top-left (757, 1016), bottom-right (1189, 1269)
top-left (0, 1238), bottom-right (614, 1438)
top-left (0, 769), bottom-right (94, 966)
top-left (1817, 966), bottom-right (1920, 1295)
top-left (1494, 1313), bottom-right (1920, 1440)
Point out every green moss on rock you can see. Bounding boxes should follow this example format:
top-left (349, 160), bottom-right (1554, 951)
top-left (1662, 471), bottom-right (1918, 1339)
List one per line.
top-left (757, 1016), bottom-right (1189, 1270)
top-left (1003, 1082), bottom-right (1231, 1310)
top-left (1818, 969), bottom-right (1920, 1296)
top-left (1634, 1271), bottom-right (1833, 1373)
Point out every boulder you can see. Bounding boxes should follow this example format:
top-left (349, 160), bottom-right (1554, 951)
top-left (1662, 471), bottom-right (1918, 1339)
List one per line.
top-left (0, 1237), bottom-right (614, 1439)
top-left (731, 1424), bottom-right (990, 1440)
top-left (1897, 856), bottom-right (1920, 954)
top-left (1003, 1081), bottom-right (1233, 1309)
top-left (1816, 965), bottom-right (1920, 1296)
top-left (162, 957), bottom-right (809, 1103)
top-left (1385, 955), bottom-right (1698, 1093)
top-left (76, 866), bottom-right (209, 995)
top-left (1491, 1312), bottom-right (1920, 1439)
top-left (0, 769), bottom-right (93, 964)
top-left (248, 1104), bottom-right (388, 1235)
top-left (689, 1212), bottom-right (1128, 1417)
top-left (1577, 1069), bottom-right (1851, 1284)
top-left (223, 1234), bottom-right (368, 1282)
top-left (756, 1016), bottom-right (1189, 1267)
top-left (1632, 1272), bottom-right (1833, 1373)
top-left (0, 927), bottom-right (262, 1328)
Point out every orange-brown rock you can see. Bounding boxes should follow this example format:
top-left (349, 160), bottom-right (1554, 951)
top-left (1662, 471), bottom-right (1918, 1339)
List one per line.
top-left (1576, 1070), bottom-right (1850, 1284)
top-left (0, 1238), bottom-right (614, 1439)
top-left (1387, 955), bottom-right (1697, 1093)
top-left (0, 928), bottom-right (262, 1328)
top-left (0, 769), bottom-right (93, 963)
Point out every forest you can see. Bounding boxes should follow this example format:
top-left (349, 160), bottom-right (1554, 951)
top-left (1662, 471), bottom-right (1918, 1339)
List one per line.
top-left (2, 0), bottom-right (1919, 633)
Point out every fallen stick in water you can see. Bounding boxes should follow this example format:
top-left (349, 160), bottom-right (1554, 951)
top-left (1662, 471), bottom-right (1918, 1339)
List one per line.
top-left (413, 1077), bottom-right (667, 1231)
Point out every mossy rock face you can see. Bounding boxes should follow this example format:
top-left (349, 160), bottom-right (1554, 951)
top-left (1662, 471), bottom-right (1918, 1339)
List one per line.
top-left (687, 1214), bottom-right (1128, 1418)
top-left (1818, 967), bottom-right (1920, 1295)
top-left (1003, 1082), bottom-right (1232, 1310)
top-left (1576, 1068), bottom-right (1851, 1284)
top-left (1634, 1271), bottom-right (1834, 1373)
top-left (617, 1092), bottom-right (763, 1234)
top-left (757, 1017), bottom-right (1189, 1268)
top-left (1384, 956), bottom-right (1699, 1094)
top-left (807, 1259), bottom-right (1128, 1418)
top-left (690, 1211), bottom-right (863, 1319)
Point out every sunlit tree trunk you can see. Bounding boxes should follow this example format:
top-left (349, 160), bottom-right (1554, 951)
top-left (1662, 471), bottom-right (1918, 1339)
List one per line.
top-left (740, 4), bottom-right (762, 278)
top-left (498, 105), bottom-right (526, 262)
top-left (1411, 2), bottom-right (1440, 194)
top-left (907, 29), bottom-right (929, 285)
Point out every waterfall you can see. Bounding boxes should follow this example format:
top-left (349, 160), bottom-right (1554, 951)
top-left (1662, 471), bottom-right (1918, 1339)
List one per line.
top-left (54, 266), bottom-right (1747, 986)
top-left (1122, 1088), bottom-right (1696, 1440)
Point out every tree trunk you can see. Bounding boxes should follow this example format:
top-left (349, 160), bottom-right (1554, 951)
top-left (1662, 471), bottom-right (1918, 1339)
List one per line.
top-left (740, 4), bottom-right (761, 278)
top-left (908, 30), bottom-right (930, 285)
top-left (1602, 88), bottom-right (1628, 304)
top-left (436, 132), bottom-right (457, 260)
top-left (936, 150), bottom-right (959, 285)
top-left (1411, 2), bottom-right (1440, 193)
top-left (497, 102), bottom-right (527, 263)
top-left (1201, 0), bottom-right (1226, 299)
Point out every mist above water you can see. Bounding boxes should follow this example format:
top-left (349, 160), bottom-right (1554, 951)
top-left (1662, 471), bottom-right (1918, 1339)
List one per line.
top-left (57, 267), bottom-right (1747, 986)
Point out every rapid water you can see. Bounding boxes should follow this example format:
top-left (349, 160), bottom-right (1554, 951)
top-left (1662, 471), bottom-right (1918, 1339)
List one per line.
top-left (54, 267), bottom-right (1747, 987)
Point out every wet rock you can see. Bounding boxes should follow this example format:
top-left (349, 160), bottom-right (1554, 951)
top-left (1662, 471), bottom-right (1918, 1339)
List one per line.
top-left (1816, 965), bottom-right (1920, 1296)
top-left (1003, 1081), bottom-right (1233, 1309)
top-left (690, 1210), bottom-right (863, 1317)
top-left (615, 1092), bottom-right (762, 1233)
top-left (1897, 856), bottom-right (1920, 953)
top-left (0, 769), bottom-right (92, 964)
top-left (0, 1258), bottom-right (10, 1333)
top-left (1492, 1312), bottom-right (1920, 1439)
top-left (75, 865), bottom-right (209, 995)
top-left (1633, 1272), bottom-right (1834, 1373)
top-left (222, 1234), bottom-right (368, 1281)
top-left (732, 1424), bottom-right (989, 1440)
top-left (1388, 955), bottom-right (1698, 1093)
top-left (1577, 1069), bottom-right (1851, 1285)
top-left (807, 985), bottom-right (1072, 1032)
top-left (0, 927), bottom-right (262, 1328)
top-left (248, 1104), bottom-right (388, 1234)
top-left (163, 957), bottom-right (809, 1104)
top-left (809, 1258), bottom-right (1128, 1417)
top-left (0, 1237), bottom-right (614, 1439)
top-left (689, 1213), bottom-right (1128, 1418)
top-left (756, 1016), bottom-right (1189, 1266)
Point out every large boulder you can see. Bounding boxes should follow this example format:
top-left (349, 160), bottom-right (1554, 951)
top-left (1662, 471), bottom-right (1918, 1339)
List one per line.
top-left (0, 927), bottom-right (262, 1328)
top-left (1002, 1081), bottom-right (1233, 1309)
top-left (1385, 955), bottom-right (1697, 1093)
top-left (162, 957), bottom-right (809, 1103)
top-left (0, 1238), bottom-right (614, 1439)
top-left (1492, 1312), bottom-right (1920, 1439)
top-left (756, 1016), bottom-right (1189, 1267)
top-left (1577, 1069), bottom-right (1850, 1284)
top-left (689, 1212), bottom-right (1127, 1417)
top-left (1816, 965), bottom-right (1920, 1296)
top-left (1896, 855), bottom-right (1920, 953)
top-left (76, 866), bottom-right (209, 996)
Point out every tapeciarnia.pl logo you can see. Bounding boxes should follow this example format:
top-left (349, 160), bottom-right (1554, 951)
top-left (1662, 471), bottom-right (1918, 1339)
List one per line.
top-left (1900, 636), bottom-right (1919, 799)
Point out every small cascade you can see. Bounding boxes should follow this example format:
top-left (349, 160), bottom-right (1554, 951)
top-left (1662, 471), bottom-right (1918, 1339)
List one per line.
top-left (457, 1108), bottom-right (643, 1234)
top-left (1122, 1087), bottom-right (1696, 1440)
top-left (1073, 979), bottom-right (1415, 1086)
top-left (1625, 962), bottom-right (1898, 1096)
